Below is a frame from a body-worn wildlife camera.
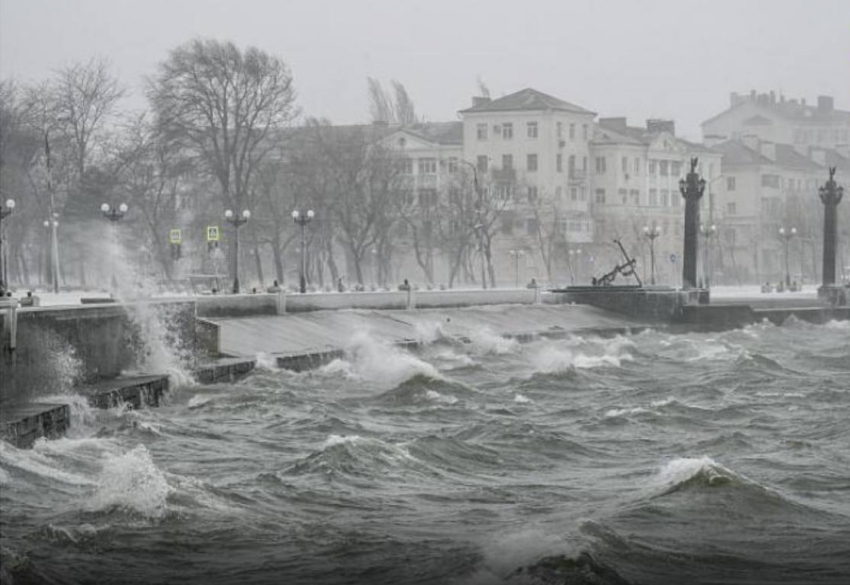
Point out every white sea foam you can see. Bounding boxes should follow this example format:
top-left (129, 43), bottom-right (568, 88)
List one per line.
top-left (40, 393), bottom-right (97, 438)
top-left (468, 327), bottom-right (519, 355)
top-left (323, 434), bottom-right (361, 449)
top-left (0, 441), bottom-right (94, 486)
top-left (344, 331), bottom-right (441, 387)
top-left (604, 406), bottom-right (649, 418)
top-left (255, 352), bottom-right (278, 371)
top-left (513, 393), bottom-right (532, 404)
top-left (425, 390), bottom-right (458, 405)
top-left (414, 320), bottom-right (447, 344)
top-left (530, 342), bottom-right (632, 373)
top-left (187, 394), bottom-right (215, 409)
top-left (86, 445), bottom-right (171, 518)
top-left (655, 456), bottom-right (735, 489)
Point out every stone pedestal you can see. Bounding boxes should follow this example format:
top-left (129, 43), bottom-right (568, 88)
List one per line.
top-left (818, 285), bottom-right (848, 307)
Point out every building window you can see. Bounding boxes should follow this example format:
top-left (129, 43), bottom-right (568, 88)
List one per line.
top-left (556, 153), bottom-right (563, 173)
top-left (501, 216), bottom-right (514, 235)
top-left (557, 122), bottom-right (563, 138)
top-left (671, 161), bottom-right (682, 176)
top-left (502, 154), bottom-right (513, 169)
top-left (661, 189), bottom-right (669, 207)
top-left (580, 186), bottom-right (587, 201)
top-left (497, 184), bottom-right (512, 200)
top-left (569, 123), bottom-right (575, 139)
top-left (527, 121), bottom-right (538, 138)
top-left (582, 124), bottom-right (588, 140)
top-left (660, 161), bottom-right (669, 176)
top-left (418, 158), bottom-right (437, 175)
top-left (502, 122), bottom-right (513, 140)
top-left (649, 189), bottom-right (658, 206)
top-left (672, 192), bottom-right (680, 207)
top-left (448, 187), bottom-right (460, 206)
top-left (447, 157), bottom-right (458, 173)
top-left (555, 186), bottom-right (563, 200)
top-left (528, 186), bottom-right (538, 202)
top-left (417, 188), bottom-right (437, 207)
top-left (477, 124), bottom-right (488, 141)
top-left (568, 155), bottom-right (576, 175)
top-left (634, 157), bottom-right (641, 175)
top-left (618, 188), bottom-right (628, 204)
top-left (570, 187), bottom-right (578, 201)
top-left (595, 156), bottom-right (607, 174)
top-left (761, 174), bottom-right (780, 188)
top-left (400, 158), bottom-right (413, 174)
top-left (727, 202), bottom-right (737, 215)
top-left (582, 156), bottom-right (587, 171)
top-left (527, 217), bottom-right (539, 235)
top-left (649, 160), bottom-right (657, 176)
top-left (595, 188), bottom-right (606, 204)
top-left (477, 155), bottom-right (488, 173)
top-left (727, 177), bottom-right (736, 191)
top-left (622, 157), bottom-right (628, 174)
top-left (630, 189), bottom-right (640, 205)
top-left (527, 154), bottom-right (538, 171)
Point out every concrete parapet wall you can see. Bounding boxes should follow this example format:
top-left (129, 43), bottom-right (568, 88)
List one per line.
top-left (285, 291), bottom-right (409, 312)
top-left (1, 300), bottom-right (196, 406)
top-left (559, 287), bottom-right (685, 321)
top-left (196, 293), bottom-right (281, 318)
top-left (414, 288), bottom-right (537, 308)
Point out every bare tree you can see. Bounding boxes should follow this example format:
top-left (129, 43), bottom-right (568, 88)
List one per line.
top-left (392, 80), bottom-right (418, 125)
top-left (148, 39), bottom-right (297, 213)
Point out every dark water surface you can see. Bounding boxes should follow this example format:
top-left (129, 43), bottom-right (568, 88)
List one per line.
top-left (2, 317), bottom-right (849, 584)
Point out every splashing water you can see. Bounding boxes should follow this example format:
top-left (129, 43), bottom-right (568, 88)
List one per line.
top-left (344, 331), bottom-right (442, 387)
top-left (85, 445), bottom-right (171, 519)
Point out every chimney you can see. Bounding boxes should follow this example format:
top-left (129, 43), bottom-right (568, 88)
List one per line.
top-left (759, 140), bottom-right (776, 161)
top-left (750, 89), bottom-right (757, 101)
top-left (472, 96), bottom-right (491, 108)
top-left (647, 119), bottom-right (675, 135)
top-left (817, 95), bottom-right (834, 113)
top-left (730, 92), bottom-right (740, 107)
top-left (599, 117), bottom-right (628, 133)
top-left (769, 91), bottom-right (776, 105)
top-left (741, 134), bottom-right (760, 152)
top-left (809, 147), bottom-right (827, 167)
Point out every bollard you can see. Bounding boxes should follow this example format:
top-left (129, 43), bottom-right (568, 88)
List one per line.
top-left (0, 297), bottom-right (19, 352)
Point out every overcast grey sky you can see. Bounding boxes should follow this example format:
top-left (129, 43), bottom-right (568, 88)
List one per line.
top-left (1, 0), bottom-right (848, 140)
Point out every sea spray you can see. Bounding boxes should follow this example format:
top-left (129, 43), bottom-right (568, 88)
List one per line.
top-left (86, 445), bottom-right (171, 519)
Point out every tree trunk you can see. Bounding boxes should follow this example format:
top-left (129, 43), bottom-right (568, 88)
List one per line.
top-left (272, 235), bottom-right (284, 284)
top-left (253, 242), bottom-right (264, 288)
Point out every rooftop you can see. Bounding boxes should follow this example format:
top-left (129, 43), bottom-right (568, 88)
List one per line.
top-left (459, 88), bottom-right (595, 115)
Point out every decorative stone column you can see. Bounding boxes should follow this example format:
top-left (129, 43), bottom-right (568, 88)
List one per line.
top-left (818, 167), bottom-right (846, 305)
top-left (679, 158), bottom-right (706, 291)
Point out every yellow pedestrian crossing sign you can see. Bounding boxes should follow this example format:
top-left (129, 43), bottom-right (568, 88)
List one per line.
top-left (206, 226), bottom-right (220, 242)
top-left (169, 228), bottom-right (182, 244)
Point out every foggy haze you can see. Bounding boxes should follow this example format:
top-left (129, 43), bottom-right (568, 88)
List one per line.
top-left (2, 0), bottom-right (848, 139)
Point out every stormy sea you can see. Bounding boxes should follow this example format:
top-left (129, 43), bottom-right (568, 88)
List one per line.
top-left (2, 317), bottom-right (849, 585)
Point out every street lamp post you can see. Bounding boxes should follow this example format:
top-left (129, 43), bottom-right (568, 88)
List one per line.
top-left (100, 202), bottom-right (128, 292)
top-left (699, 223), bottom-right (717, 288)
top-left (292, 209), bottom-right (314, 293)
top-left (225, 209), bottom-right (251, 294)
top-left (642, 225), bottom-right (661, 285)
top-left (508, 249), bottom-right (525, 288)
top-left (568, 248), bottom-right (582, 284)
top-left (0, 198), bottom-right (16, 294)
top-left (778, 227), bottom-right (797, 289)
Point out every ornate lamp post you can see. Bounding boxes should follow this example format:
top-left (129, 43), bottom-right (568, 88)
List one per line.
top-left (819, 167), bottom-right (844, 289)
top-left (679, 158), bottom-right (706, 290)
top-left (778, 227), bottom-right (797, 289)
top-left (43, 215), bottom-right (60, 292)
top-left (292, 209), bottom-right (314, 293)
top-left (0, 198), bottom-right (15, 294)
top-left (642, 225), bottom-right (661, 285)
top-left (225, 209), bottom-right (251, 294)
top-left (508, 249), bottom-right (525, 288)
top-left (700, 223), bottom-right (717, 288)
top-left (100, 202), bottom-right (128, 292)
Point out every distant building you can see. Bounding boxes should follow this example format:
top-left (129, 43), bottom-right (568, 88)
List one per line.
top-left (702, 90), bottom-right (850, 153)
top-left (591, 117), bottom-right (721, 285)
top-left (459, 88), bottom-right (597, 285)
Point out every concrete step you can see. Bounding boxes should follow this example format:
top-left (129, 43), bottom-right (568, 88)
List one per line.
top-left (82, 374), bottom-right (169, 409)
top-left (0, 403), bottom-right (70, 448)
top-left (193, 357), bottom-right (256, 384)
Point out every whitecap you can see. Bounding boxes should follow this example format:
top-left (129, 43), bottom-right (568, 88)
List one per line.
top-left (85, 445), bottom-right (171, 519)
top-left (513, 394), bottom-right (532, 404)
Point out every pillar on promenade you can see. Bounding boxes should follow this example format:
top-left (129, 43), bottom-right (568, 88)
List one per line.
top-left (678, 158), bottom-right (706, 290)
top-left (819, 167), bottom-right (844, 287)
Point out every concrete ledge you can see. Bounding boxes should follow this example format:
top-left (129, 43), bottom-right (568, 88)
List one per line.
top-left (276, 350), bottom-right (345, 372)
top-left (196, 294), bottom-right (280, 318)
top-left (82, 375), bottom-right (169, 409)
top-left (0, 403), bottom-right (70, 449)
top-left (193, 357), bottom-right (256, 384)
